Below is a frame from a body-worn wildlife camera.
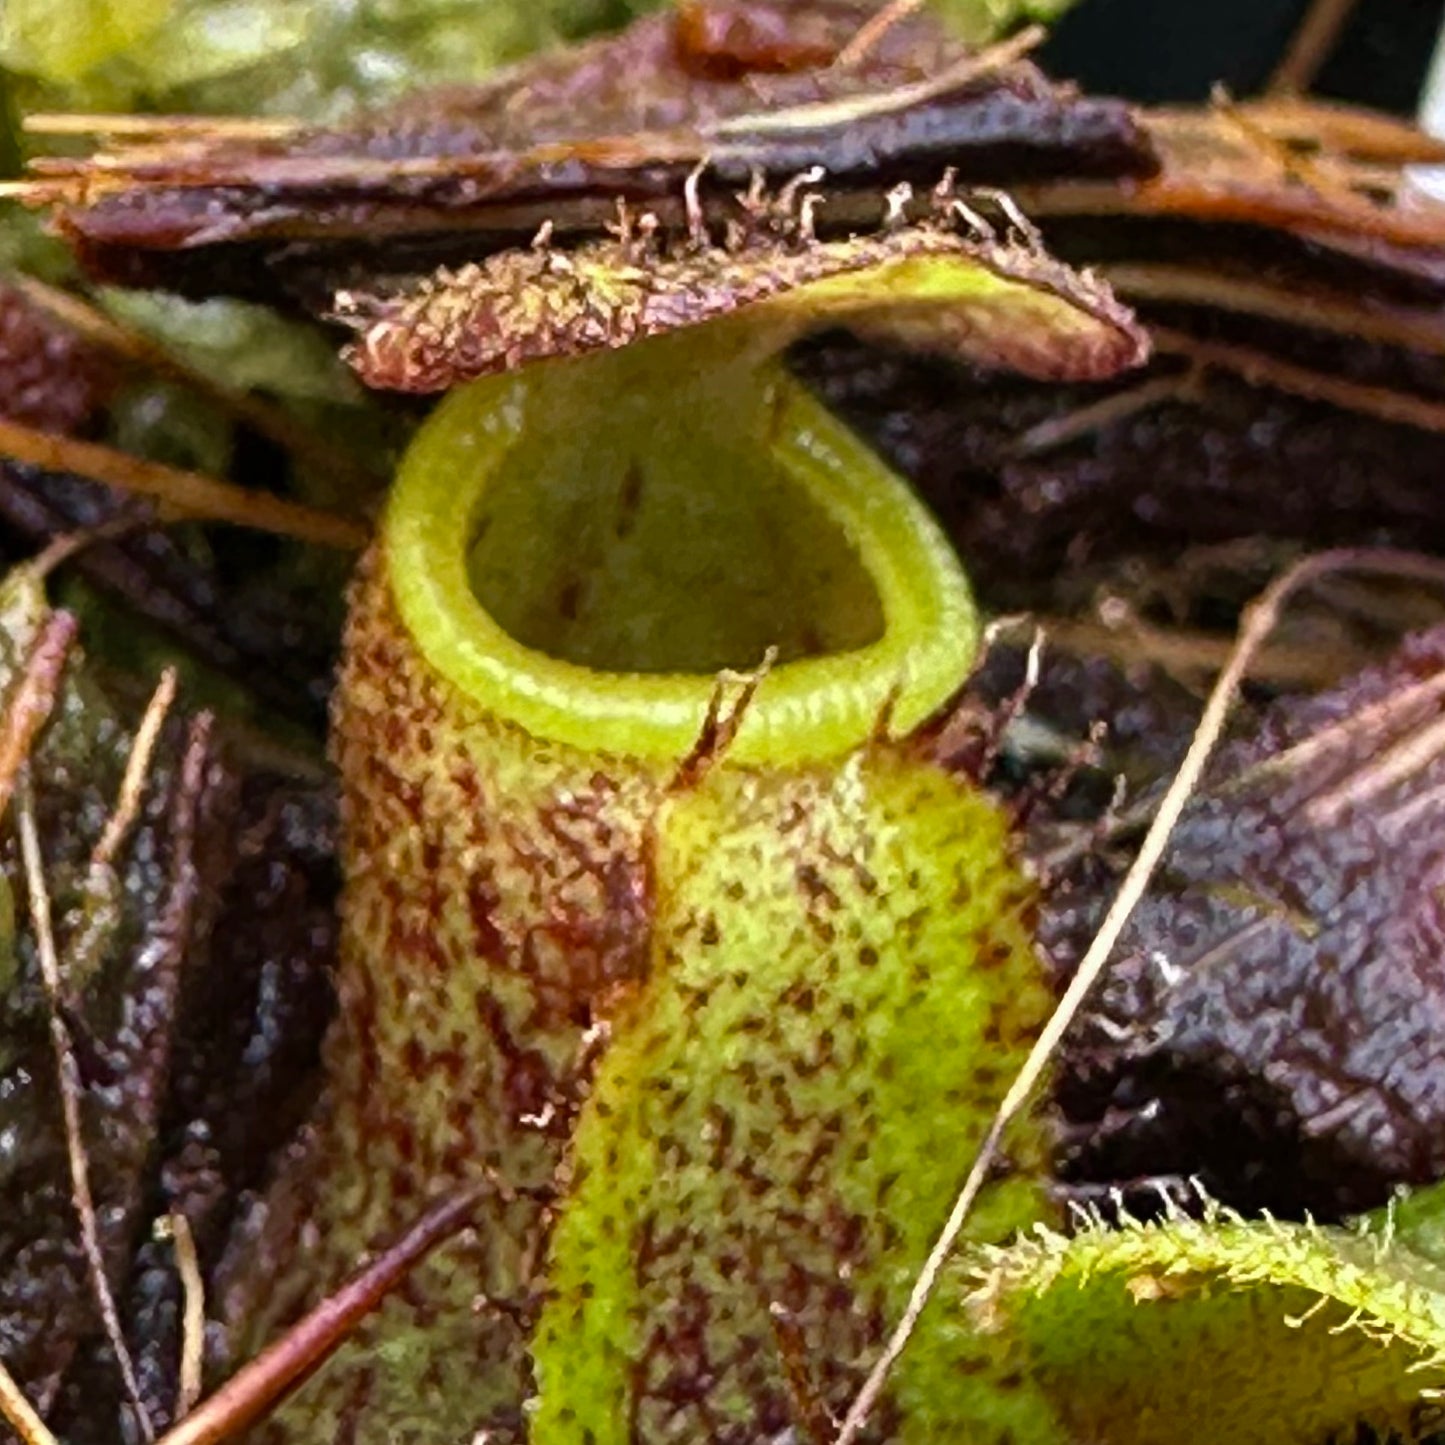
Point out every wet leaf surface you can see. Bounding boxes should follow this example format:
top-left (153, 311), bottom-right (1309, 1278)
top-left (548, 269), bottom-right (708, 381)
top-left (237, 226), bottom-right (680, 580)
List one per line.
top-left (0, 572), bottom-right (336, 1438)
top-left (0, 279), bottom-right (113, 434)
top-left (1052, 625), bottom-right (1445, 1221)
top-left (0, 262), bottom-right (348, 728)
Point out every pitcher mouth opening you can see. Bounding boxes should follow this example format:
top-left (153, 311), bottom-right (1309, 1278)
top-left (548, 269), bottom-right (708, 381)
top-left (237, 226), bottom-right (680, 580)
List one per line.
top-left (382, 341), bottom-right (979, 765)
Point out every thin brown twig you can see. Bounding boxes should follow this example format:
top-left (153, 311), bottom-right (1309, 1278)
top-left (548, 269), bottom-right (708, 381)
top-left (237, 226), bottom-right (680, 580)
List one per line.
top-left (5, 137), bottom-right (628, 197)
top-left (1010, 170), bottom-right (1445, 248)
top-left (1037, 612), bottom-right (1378, 691)
top-left (1306, 708), bottom-right (1445, 824)
top-left (1007, 371), bottom-right (1200, 458)
top-left (30, 519), bottom-right (148, 580)
top-left (0, 610), bottom-right (79, 820)
top-left (834, 0), bottom-right (927, 68)
top-left (0, 416), bottom-right (369, 550)
top-left (158, 1212), bottom-right (206, 1420)
top-left (65, 707), bottom-right (211, 1005)
top-left (92, 667), bottom-right (178, 870)
top-left (24, 112), bottom-right (303, 139)
top-left (714, 25), bottom-right (1044, 135)
top-left (1150, 327), bottom-right (1445, 436)
top-left (1212, 85), bottom-right (1361, 208)
top-left (9, 276), bottom-right (385, 490)
top-left (1104, 263), bottom-right (1445, 359)
top-left (155, 1182), bottom-right (490, 1445)
top-left (1229, 663), bottom-right (1445, 792)
top-left (1268, 0), bottom-right (1362, 96)
top-left (17, 777), bottom-right (155, 1442)
top-left (1235, 96), bottom-right (1445, 164)
top-left (833, 546), bottom-right (1445, 1445)
top-left (0, 1355), bottom-right (58, 1445)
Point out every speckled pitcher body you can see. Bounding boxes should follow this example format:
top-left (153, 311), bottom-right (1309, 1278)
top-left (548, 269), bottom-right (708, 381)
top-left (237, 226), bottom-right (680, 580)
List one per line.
top-left (227, 323), bottom-right (1056, 1445)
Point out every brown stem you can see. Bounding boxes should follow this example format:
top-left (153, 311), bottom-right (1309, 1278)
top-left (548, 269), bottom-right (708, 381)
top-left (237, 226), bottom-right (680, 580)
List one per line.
top-left (156, 1183), bottom-right (491, 1445)
top-left (18, 778), bottom-right (155, 1441)
top-left (1150, 326), bottom-right (1445, 435)
top-left (1269, 0), bottom-right (1362, 95)
top-left (0, 416), bottom-right (368, 549)
top-left (0, 610), bottom-right (78, 820)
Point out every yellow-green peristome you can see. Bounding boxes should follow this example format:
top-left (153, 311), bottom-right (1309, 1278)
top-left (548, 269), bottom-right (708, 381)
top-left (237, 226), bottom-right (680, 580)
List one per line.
top-left (224, 222), bottom-right (1147, 1442)
top-left (387, 350), bottom-right (978, 764)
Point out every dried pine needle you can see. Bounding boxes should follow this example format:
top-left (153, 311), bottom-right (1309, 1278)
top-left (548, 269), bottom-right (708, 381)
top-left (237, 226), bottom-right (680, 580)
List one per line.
top-left (0, 417), bottom-right (368, 550)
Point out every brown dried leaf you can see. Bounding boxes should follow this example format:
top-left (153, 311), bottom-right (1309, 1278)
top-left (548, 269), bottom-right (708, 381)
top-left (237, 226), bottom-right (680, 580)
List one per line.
top-left (1053, 624), bottom-right (1445, 1220)
top-left (1022, 101), bottom-right (1445, 251)
top-left (20, 1), bottom-right (1152, 304)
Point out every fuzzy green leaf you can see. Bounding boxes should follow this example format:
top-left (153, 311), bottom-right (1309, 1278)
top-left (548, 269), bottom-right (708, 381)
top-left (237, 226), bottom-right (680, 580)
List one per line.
top-left (964, 1192), bottom-right (1445, 1445)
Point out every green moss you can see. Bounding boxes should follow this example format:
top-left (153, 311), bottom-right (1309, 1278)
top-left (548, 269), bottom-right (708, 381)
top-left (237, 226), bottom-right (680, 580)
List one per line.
top-left (0, 0), bottom-right (669, 119)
